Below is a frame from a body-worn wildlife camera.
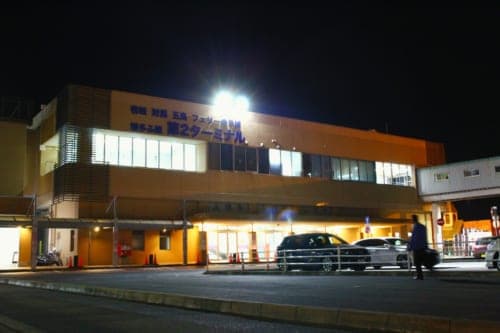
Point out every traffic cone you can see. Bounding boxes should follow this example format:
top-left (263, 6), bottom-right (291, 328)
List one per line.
top-left (144, 255), bottom-right (148, 265)
top-left (236, 252), bottom-right (241, 263)
top-left (77, 256), bottom-right (83, 268)
top-left (67, 257), bottom-right (73, 268)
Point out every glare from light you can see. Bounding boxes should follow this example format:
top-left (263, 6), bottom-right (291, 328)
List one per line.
top-left (234, 96), bottom-right (249, 113)
top-left (94, 226), bottom-right (101, 232)
top-left (212, 90), bottom-right (250, 121)
top-left (213, 91), bottom-right (233, 117)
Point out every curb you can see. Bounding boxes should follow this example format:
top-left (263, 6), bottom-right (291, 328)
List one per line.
top-left (1, 278), bottom-right (499, 333)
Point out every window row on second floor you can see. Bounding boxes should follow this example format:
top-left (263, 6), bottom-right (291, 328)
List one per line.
top-left (60, 128), bottom-right (414, 187)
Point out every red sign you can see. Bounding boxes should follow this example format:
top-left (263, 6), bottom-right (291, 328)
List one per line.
top-left (437, 218), bottom-right (444, 226)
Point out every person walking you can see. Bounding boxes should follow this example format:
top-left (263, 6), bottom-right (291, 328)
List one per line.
top-left (408, 214), bottom-right (428, 280)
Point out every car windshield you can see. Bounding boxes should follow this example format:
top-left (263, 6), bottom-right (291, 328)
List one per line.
top-left (386, 238), bottom-right (408, 246)
top-left (477, 237), bottom-right (493, 245)
top-left (328, 234), bottom-right (349, 245)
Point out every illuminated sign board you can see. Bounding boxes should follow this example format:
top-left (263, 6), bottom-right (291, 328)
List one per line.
top-left (128, 105), bottom-right (246, 144)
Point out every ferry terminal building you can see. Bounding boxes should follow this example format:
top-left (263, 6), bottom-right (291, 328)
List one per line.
top-left (0, 84), bottom-right (450, 268)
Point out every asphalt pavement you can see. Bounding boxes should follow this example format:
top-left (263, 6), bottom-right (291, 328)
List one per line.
top-left (0, 260), bottom-right (499, 333)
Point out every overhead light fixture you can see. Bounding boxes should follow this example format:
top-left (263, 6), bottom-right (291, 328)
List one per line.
top-left (212, 90), bottom-right (250, 121)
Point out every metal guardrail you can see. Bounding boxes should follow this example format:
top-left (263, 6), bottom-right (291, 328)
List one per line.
top-left (207, 248), bottom-right (374, 272)
top-left (274, 247), bottom-right (372, 272)
top-left (206, 246), bottom-right (451, 272)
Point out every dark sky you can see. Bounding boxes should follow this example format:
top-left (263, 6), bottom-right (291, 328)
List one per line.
top-left (1, 2), bottom-right (499, 163)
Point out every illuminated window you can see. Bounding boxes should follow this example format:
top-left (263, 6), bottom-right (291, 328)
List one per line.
top-left (93, 133), bottom-right (105, 163)
top-left (341, 159), bottom-right (350, 180)
top-left (291, 151), bottom-right (302, 177)
top-left (159, 141), bottom-right (172, 169)
top-left (172, 142), bottom-right (184, 170)
top-left (332, 158), bottom-right (341, 180)
top-left (269, 149), bottom-right (302, 177)
top-left (281, 150), bottom-right (292, 176)
top-left (105, 135), bottom-right (118, 165)
top-left (350, 160), bottom-right (359, 180)
top-left (119, 137), bottom-right (132, 166)
top-left (132, 138), bottom-right (145, 167)
top-left (184, 144), bottom-right (196, 171)
top-left (146, 139), bottom-right (159, 168)
top-left (91, 129), bottom-right (201, 173)
top-left (269, 148), bottom-right (281, 175)
top-left (434, 173), bottom-right (449, 181)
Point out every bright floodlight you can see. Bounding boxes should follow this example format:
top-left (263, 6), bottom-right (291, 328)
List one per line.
top-left (212, 90), bottom-right (250, 121)
top-left (213, 91), bottom-right (234, 115)
top-left (234, 96), bottom-right (249, 113)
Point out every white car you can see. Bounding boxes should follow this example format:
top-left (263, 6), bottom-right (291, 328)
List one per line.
top-left (352, 237), bottom-right (410, 269)
top-left (485, 237), bottom-right (500, 271)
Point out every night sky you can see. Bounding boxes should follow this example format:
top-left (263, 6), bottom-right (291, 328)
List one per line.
top-left (1, 2), bottom-right (499, 164)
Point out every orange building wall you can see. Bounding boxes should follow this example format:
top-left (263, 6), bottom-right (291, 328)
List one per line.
top-left (18, 227), bottom-right (32, 267)
top-left (77, 227), bottom-right (200, 266)
top-left (109, 90), bottom-right (445, 167)
top-left (0, 122), bottom-right (27, 195)
top-left (108, 167), bottom-right (422, 215)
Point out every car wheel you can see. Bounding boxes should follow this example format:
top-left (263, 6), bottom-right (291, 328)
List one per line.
top-left (321, 257), bottom-right (334, 272)
top-left (398, 255), bottom-right (409, 269)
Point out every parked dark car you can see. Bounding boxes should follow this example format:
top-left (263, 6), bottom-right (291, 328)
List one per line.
top-left (276, 233), bottom-right (370, 272)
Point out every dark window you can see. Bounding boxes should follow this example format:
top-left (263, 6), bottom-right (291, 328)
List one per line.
top-left (321, 155), bottom-right (331, 178)
top-left (234, 146), bottom-right (246, 171)
top-left (366, 161), bottom-right (376, 182)
top-left (464, 169), bottom-right (479, 177)
top-left (159, 230), bottom-right (171, 250)
top-left (246, 147), bottom-right (257, 172)
top-left (70, 230), bottom-right (75, 251)
top-left (311, 155), bottom-right (321, 177)
top-left (132, 230), bottom-right (145, 250)
top-left (258, 148), bottom-right (269, 174)
top-left (302, 154), bottom-right (312, 177)
top-left (358, 160), bottom-right (368, 181)
top-left (495, 166), bottom-right (500, 173)
top-left (221, 144), bottom-right (233, 170)
top-left (208, 142), bottom-right (221, 170)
